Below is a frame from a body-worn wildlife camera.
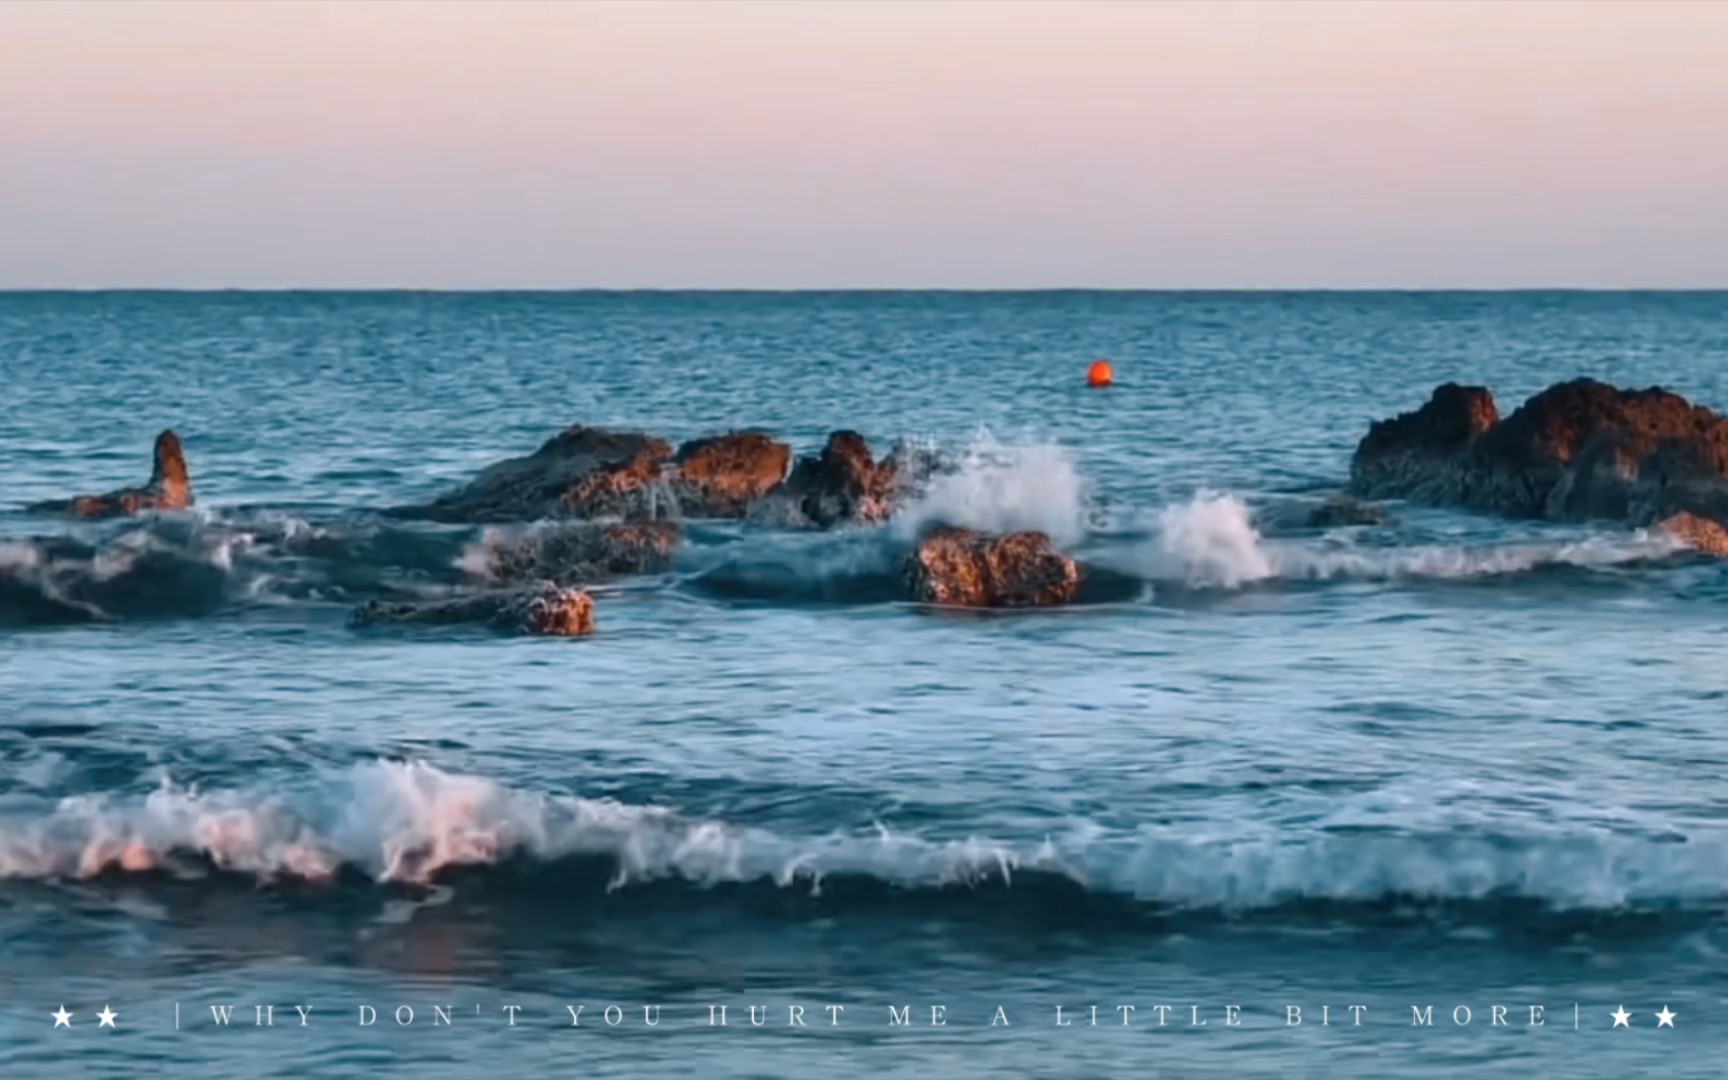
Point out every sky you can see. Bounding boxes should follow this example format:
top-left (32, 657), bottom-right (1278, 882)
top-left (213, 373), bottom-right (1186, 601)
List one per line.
top-left (1, 0), bottom-right (1726, 289)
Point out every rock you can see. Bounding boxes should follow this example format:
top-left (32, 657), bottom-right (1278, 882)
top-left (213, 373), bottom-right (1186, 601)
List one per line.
top-left (1351, 378), bottom-right (1728, 525)
top-left (1306, 495), bottom-right (1387, 528)
top-left (904, 527), bottom-right (1080, 607)
top-left (1658, 512), bottom-right (1728, 557)
top-left (28, 430), bottom-right (192, 518)
top-left (669, 432), bottom-right (791, 518)
top-left (352, 584), bottom-right (595, 636)
top-left (762, 431), bottom-right (901, 527)
top-left (397, 426), bottom-right (674, 523)
top-left (1350, 384), bottom-right (1499, 506)
top-left (466, 520), bottom-right (681, 585)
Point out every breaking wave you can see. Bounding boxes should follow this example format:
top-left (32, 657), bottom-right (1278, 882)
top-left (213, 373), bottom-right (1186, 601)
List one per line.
top-left (2, 761), bottom-right (1723, 920)
top-left (893, 434), bottom-right (1095, 547)
top-left (0, 513), bottom-right (475, 624)
top-left (1124, 492), bottom-right (1686, 590)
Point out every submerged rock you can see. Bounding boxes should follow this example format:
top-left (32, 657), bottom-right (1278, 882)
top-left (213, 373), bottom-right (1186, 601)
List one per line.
top-left (1351, 378), bottom-right (1728, 528)
top-left (1306, 495), bottom-right (1388, 529)
top-left (466, 520), bottom-right (681, 585)
top-left (904, 527), bottom-right (1080, 607)
top-left (352, 584), bottom-right (595, 636)
top-left (396, 426), bottom-right (674, 523)
top-left (669, 432), bottom-right (791, 518)
top-left (28, 430), bottom-right (192, 518)
top-left (1658, 512), bottom-right (1728, 557)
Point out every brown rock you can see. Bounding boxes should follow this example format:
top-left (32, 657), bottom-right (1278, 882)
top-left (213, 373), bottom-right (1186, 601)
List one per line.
top-left (1351, 379), bottom-right (1728, 525)
top-left (904, 527), bottom-right (1080, 607)
top-left (769, 430), bottom-right (901, 527)
top-left (352, 584), bottom-right (595, 636)
top-left (670, 432), bottom-right (791, 518)
top-left (1658, 512), bottom-right (1728, 557)
top-left (29, 430), bottom-right (193, 518)
top-left (398, 426), bottom-right (673, 523)
top-left (470, 520), bottom-right (681, 585)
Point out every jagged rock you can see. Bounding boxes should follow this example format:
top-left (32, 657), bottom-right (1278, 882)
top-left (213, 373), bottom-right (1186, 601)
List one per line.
top-left (27, 431), bottom-right (192, 518)
top-left (1659, 512), bottom-right (1728, 557)
top-left (759, 431), bottom-right (902, 527)
top-left (466, 521), bottom-right (681, 585)
top-left (904, 527), bottom-right (1080, 607)
top-left (395, 426), bottom-right (674, 523)
top-left (352, 584), bottom-right (595, 636)
top-left (1351, 378), bottom-right (1728, 527)
top-left (1306, 496), bottom-right (1388, 528)
top-left (670, 432), bottom-right (791, 518)
top-left (1350, 384), bottom-right (1499, 506)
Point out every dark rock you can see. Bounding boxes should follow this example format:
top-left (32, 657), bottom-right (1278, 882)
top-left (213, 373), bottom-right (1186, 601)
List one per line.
top-left (762, 431), bottom-right (902, 527)
top-left (466, 520), bottom-right (681, 585)
top-left (904, 527), bottom-right (1080, 607)
top-left (1351, 378), bottom-right (1728, 527)
top-left (670, 432), bottom-right (791, 518)
top-left (1306, 496), bottom-right (1388, 528)
top-left (1350, 384), bottom-right (1499, 506)
top-left (352, 584), bottom-right (595, 636)
top-left (28, 431), bottom-right (192, 518)
top-left (397, 426), bottom-right (674, 523)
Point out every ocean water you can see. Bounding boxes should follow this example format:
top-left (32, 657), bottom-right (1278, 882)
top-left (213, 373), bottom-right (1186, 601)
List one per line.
top-left (2, 291), bottom-right (1727, 1078)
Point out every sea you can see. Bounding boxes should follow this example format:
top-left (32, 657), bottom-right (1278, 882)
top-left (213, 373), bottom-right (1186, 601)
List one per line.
top-left (2, 291), bottom-right (1726, 1078)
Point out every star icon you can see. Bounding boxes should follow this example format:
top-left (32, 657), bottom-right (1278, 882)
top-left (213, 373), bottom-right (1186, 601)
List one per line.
top-left (1611, 1005), bottom-right (1632, 1028)
top-left (97, 1005), bottom-right (118, 1029)
top-left (51, 1005), bottom-right (73, 1028)
top-left (1655, 1006), bottom-right (1676, 1028)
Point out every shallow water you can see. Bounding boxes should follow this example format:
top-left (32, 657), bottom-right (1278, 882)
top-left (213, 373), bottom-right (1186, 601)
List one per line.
top-left (3, 291), bottom-right (1727, 1077)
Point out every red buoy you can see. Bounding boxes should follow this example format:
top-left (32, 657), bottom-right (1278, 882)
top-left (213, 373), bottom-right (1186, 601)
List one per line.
top-left (1087, 360), bottom-right (1113, 388)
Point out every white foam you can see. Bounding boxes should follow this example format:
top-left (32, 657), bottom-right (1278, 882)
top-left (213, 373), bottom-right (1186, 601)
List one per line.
top-left (1, 761), bottom-right (1723, 910)
top-left (893, 433), bottom-right (1090, 546)
top-left (1129, 491), bottom-right (1685, 589)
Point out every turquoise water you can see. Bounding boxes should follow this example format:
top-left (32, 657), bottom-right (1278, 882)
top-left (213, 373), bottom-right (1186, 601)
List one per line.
top-left (3, 292), bottom-right (1728, 1078)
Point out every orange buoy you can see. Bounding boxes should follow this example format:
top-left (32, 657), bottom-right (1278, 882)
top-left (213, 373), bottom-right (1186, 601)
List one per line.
top-left (1087, 359), bottom-right (1113, 388)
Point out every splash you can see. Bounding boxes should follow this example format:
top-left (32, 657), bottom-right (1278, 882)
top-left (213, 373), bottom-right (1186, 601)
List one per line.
top-left (1127, 491), bottom-right (1687, 590)
top-left (893, 433), bottom-right (1091, 546)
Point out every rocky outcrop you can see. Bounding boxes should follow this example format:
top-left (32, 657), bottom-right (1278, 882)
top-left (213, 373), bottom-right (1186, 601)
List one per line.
top-left (466, 521), bottom-right (681, 585)
top-left (669, 432), bottom-right (790, 518)
top-left (1659, 512), bottom-right (1728, 557)
top-left (27, 431), bottom-right (192, 518)
top-left (754, 431), bottom-right (902, 527)
top-left (352, 584), bottom-right (595, 636)
top-left (1352, 379), bottom-right (1728, 528)
top-left (1350, 384), bottom-right (1500, 507)
top-left (904, 527), bottom-right (1080, 607)
top-left (395, 426), bottom-right (675, 523)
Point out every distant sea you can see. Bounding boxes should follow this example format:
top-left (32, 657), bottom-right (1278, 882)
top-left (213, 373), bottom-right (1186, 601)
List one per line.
top-left (3, 291), bottom-right (1726, 1078)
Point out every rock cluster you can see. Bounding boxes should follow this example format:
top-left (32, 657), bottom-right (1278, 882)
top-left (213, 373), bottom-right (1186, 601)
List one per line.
top-left (1352, 378), bottom-right (1728, 531)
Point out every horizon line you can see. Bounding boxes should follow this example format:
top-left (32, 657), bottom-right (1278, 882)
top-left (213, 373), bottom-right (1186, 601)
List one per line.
top-left (4, 286), bottom-right (1728, 295)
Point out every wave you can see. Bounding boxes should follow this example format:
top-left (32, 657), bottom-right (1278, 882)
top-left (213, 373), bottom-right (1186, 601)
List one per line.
top-left (1122, 492), bottom-right (1685, 591)
top-left (0, 513), bottom-right (474, 624)
top-left (2, 762), bottom-right (1723, 920)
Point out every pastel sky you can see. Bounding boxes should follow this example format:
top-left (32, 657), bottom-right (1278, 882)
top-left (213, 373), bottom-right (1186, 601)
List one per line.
top-left (2, 0), bottom-right (1726, 288)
